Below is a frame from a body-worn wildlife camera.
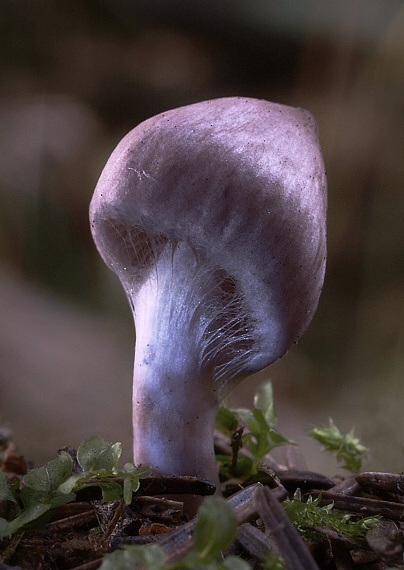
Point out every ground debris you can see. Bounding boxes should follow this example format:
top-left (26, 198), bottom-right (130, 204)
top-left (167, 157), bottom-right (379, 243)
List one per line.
top-left (1, 441), bottom-right (404, 568)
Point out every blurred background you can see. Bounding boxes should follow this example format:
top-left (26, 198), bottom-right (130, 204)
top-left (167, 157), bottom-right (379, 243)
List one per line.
top-left (0, 0), bottom-right (403, 474)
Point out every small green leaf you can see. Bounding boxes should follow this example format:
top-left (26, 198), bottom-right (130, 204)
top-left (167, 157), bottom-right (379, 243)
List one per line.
top-left (71, 478), bottom-right (123, 502)
top-left (47, 492), bottom-right (76, 508)
top-left (123, 463), bottom-right (152, 478)
top-left (222, 555), bottom-right (251, 569)
top-left (265, 427), bottom-right (295, 449)
top-left (253, 381), bottom-right (276, 426)
top-left (123, 477), bottom-right (133, 505)
top-left (0, 518), bottom-right (10, 539)
top-left (19, 487), bottom-right (47, 509)
top-left (6, 503), bottom-right (53, 536)
top-left (217, 455), bottom-right (254, 480)
top-left (131, 478), bottom-right (141, 494)
top-left (193, 497), bottom-right (237, 561)
top-left (235, 407), bottom-right (293, 460)
top-left (215, 406), bottom-right (239, 435)
top-left (99, 544), bottom-right (166, 570)
top-left (123, 463), bottom-right (137, 474)
top-left (215, 382), bottom-right (293, 479)
top-left (22, 451), bottom-right (73, 493)
top-left (99, 481), bottom-right (124, 502)
top-left (0, 471), bottom-right (18, 503)
top-left (57, 474), bottom-right (82, 495)
top-left (77, 436), bottom-right (122, 473)
top-left (233, 407), bottom-right (258, 435)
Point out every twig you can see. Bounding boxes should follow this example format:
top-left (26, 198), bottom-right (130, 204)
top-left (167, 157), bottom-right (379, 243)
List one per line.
top-left (254, 485), bottom-right (320, 570)
top-left (102, 499), bottom-right (124, 546)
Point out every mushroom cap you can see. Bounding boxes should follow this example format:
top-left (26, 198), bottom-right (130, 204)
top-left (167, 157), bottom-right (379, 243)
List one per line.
top-left (90, 97), bottom-right (327, 385)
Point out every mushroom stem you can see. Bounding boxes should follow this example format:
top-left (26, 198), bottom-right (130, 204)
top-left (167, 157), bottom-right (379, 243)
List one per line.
top-left (130, 240), bottom-right (223, 487)
top-left (132, 367), bottom-right (218, 484)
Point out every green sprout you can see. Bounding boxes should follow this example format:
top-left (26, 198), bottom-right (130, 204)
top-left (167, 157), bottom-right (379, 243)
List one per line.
top-left (0, 435), bottom-right (151, 538)
top-left (309, 419), bottom-right (367, 472)
top-left (215, 381), bottom-right (293, 479)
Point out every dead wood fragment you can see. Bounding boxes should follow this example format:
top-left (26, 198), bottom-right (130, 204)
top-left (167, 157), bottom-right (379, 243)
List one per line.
top-left (36, 510), bottom-right (98, 534)
top-left (67, 560), bottom-right (103, 570)
top-left (329, 537), bottom-right (356, 570)
top-left (328, 477), bottom-right (361, 496)
top-left (132, 495), bottom-right (184, 523)
top-left (366, 519), bottom-right (404, 565)
top-left (138, 522), bottom-right (173, 536)
top-left (356, 472), bottom-right (404, 504)
top-left (137, 475), bottom-right (216, 497)
top-left (277, 469), bottom-right (335, 492)
top-left (156, 518), bottom-right (195, 562)
top-left (357, 472), bottom-right (404, 495)
top-left (282, 444), bottom-right (308, 471)
top-left (100, 499), bottom-right (124, 545)
top-left (157, 483), bottom-right (264, 562)
top-left (350, 549), bottom-right (381, 566)
top-left (254, 485), bottom-right (320, 570)
top-left (236, 522), bottom-right (281, 561)
top-left (315, 492), bottom-right (404, 520)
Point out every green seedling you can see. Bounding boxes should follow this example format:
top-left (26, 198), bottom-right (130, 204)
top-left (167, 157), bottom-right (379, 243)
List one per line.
top-left (215, 381), bottom-right (293, 479)
top-left (309, 418), bottom-right (368, 472)
top-left (0, 435), bottom-right (151, 538)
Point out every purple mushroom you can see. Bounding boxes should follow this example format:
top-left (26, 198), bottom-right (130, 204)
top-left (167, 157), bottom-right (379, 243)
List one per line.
top-left (89, 97), bottom-right (327, 493)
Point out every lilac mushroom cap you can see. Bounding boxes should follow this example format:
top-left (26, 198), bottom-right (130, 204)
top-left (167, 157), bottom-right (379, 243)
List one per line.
top-left (89, 97), bottom-right (327, 488)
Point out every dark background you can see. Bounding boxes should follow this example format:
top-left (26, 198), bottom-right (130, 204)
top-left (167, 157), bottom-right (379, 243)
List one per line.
top-left (1, 0), bottom-right (403, 472)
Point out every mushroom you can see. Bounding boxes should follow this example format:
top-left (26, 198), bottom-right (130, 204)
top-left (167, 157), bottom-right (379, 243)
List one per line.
top-left (89, 97), bottom-right (327, 493)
